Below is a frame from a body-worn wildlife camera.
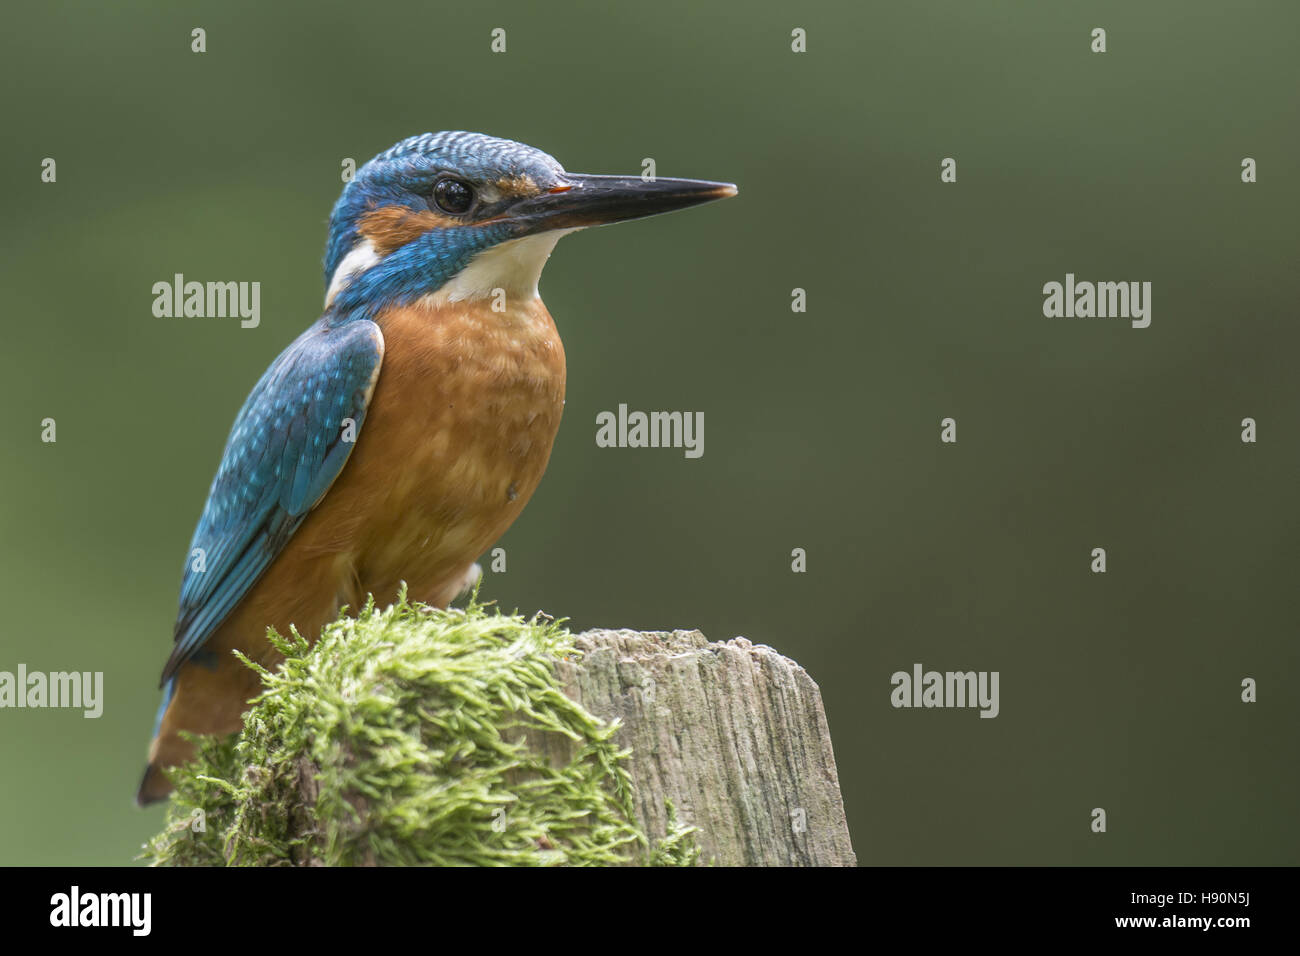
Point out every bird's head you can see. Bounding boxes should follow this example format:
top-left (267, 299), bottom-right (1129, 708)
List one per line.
top-left (323, 131), bottom-right (736, 317)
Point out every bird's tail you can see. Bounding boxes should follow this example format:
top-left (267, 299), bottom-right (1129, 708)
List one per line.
top-left (135, 762), bottom-right (172, 806)
top-left (135, 677), bottom-right (177, 806)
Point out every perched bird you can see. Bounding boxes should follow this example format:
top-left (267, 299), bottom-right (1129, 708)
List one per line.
top-left (136, 132), bottom-right (735, 805)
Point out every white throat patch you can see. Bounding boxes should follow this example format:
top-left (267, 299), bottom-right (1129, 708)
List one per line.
top-left (325, 228), bottom-right (579, 312)
top-left (427, 229), bottom-right (579, 306)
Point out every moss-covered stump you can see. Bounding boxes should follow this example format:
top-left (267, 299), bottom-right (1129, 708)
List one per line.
top-left (143, 595), bottom-right (855, 866)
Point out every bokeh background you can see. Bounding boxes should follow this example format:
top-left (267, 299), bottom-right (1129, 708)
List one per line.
top-left (1, 0), bottom-right (1296, 865)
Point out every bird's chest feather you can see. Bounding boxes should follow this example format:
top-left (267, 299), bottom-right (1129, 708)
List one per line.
top-left (341, 298), bottom-right (566, 578)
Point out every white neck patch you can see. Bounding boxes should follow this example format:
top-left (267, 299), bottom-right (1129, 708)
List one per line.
top-left (324, 239), bottom-right (381, 308)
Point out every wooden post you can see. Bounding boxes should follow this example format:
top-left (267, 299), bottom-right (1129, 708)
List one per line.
top-left (544, 629), bottom-right (857, 866)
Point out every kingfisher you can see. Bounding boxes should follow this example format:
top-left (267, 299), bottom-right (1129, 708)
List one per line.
top-left (136, 131), bottom-right (736, 805)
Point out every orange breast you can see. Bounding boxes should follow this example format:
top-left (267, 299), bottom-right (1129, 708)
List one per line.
top-left (291, 296), bottom-right (567, 608)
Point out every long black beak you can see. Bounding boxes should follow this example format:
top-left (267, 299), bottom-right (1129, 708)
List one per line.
top-left (509, 173), bottom-right (737, 233)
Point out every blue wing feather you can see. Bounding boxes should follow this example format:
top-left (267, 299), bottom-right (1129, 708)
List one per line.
top-left (160, 317), bottom-right (384, 685)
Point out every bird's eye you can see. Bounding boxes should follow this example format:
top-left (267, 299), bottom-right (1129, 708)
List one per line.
top-left (431, 177), bottom-right (474, 215)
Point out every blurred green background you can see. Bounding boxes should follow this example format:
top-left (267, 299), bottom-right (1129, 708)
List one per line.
top-left (1, 0), bottom-right (1297, 865)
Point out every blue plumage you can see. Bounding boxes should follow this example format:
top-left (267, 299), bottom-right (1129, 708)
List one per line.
top-left (160, 317), bottom-right (383, 684)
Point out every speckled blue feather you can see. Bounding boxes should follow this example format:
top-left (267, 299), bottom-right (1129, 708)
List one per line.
top-left (160, 318), bottom-right (382, 684)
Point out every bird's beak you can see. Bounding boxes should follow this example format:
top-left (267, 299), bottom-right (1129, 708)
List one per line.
top-left (508, 174), bottom-right (737, 233)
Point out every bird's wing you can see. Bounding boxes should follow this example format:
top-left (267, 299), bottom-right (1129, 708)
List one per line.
top-left (160, 317), bottom-right (385, 684)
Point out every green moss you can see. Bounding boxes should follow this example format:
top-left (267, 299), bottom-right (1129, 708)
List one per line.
top-left (143, 590), bottom-right (697, 866)
top-left (648, 800), bottom-right (702, 867)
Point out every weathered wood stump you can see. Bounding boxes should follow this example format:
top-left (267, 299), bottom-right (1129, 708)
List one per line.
top-left (544, 629), bottom-right (856, 866)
